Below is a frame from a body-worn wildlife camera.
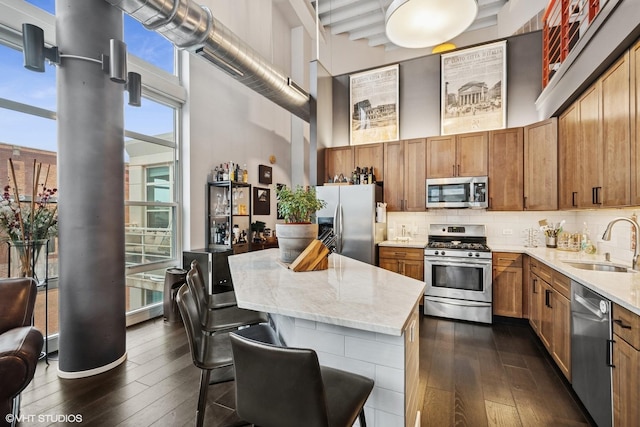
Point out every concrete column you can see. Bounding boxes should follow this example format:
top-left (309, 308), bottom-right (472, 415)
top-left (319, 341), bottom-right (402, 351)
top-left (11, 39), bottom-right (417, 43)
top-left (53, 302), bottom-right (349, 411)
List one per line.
top-left (56, 0), bottom-right (127, 377)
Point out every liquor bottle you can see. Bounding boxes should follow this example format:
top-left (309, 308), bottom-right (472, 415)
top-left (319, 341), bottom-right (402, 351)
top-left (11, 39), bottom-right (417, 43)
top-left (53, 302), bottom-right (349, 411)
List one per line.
top-left (243, 164), bottom-right (248, 183)
top-left (355, 166), bottom-right (361, 185)
top-left (362, 167), bottom-right (368, 184)
top-left (369, 166), bottom-right (375, 184)
top-left (222, 164), bottom-right (229, 181)
top-left (229, 161), bottom-right (235, 181)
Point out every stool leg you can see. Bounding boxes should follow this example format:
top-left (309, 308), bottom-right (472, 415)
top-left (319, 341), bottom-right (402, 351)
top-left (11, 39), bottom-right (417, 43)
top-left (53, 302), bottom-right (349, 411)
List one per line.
top-left (196, 369), bottom-right (211, 427)
top-left (358, 408), bottom-right (367, 427)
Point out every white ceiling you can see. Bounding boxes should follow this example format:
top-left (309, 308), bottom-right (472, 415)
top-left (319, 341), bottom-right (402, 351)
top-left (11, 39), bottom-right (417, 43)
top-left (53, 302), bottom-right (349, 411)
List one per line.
top-left (310, 0), bottom-right (510, 50)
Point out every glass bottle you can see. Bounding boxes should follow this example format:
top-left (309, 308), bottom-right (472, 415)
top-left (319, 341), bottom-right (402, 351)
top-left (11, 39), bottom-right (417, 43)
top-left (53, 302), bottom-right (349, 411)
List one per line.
top-left (243, 164), bottom-right (248, 183)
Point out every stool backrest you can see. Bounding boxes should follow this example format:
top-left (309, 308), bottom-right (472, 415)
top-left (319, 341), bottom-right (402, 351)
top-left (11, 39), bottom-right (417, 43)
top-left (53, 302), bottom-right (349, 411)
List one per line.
top-left (186, 261), bottom-right (209, 325)
top-left (230, 332), bottom-right (330, 427)
top-left (175, 285), bottom-right (206, 368)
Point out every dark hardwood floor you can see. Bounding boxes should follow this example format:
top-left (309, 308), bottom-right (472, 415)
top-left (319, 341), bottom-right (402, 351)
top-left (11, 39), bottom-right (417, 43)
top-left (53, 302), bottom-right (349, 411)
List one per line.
top-left (18, 315), bottom-right (594, 426)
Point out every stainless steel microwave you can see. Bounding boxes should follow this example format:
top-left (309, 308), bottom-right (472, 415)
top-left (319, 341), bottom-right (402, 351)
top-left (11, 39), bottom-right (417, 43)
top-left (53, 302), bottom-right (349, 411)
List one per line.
top-left (426, 176), bottom-right (488, 209)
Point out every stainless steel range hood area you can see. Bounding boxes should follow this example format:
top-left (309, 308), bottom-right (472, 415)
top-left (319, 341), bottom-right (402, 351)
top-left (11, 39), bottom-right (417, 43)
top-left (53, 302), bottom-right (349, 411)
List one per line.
top-left (105, 0), bottom-right (310, 122)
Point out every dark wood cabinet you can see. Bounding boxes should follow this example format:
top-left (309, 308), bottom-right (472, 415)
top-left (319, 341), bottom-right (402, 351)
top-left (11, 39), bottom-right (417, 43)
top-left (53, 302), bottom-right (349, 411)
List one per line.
top-left (612, 303), bottom-right (640, 426)
top-left (426, 132), bottom-right (488, 179)
top-left (492, 252), bottom-right (523, 317)
top-left (488, 128), bottom-right (524, 211)
top-left (524, 118), bottom-right (558, 210)
top-left (384, 139), bottom-right (426, 212)
top-left (379, 246), bottom-right (424, 281)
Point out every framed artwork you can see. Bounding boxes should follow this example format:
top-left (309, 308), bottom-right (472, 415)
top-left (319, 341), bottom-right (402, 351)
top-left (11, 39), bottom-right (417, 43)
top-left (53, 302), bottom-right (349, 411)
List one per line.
top-left (441, 40), bottom-right (507, 135)
top-left (253, 187), bottom-right (270, 215)
top-left (276, 183), bottom-right (284, 220)
top-left (258, 164), bottom-right (272, 184)
top-left (350, 64), bottom-right (399, 145)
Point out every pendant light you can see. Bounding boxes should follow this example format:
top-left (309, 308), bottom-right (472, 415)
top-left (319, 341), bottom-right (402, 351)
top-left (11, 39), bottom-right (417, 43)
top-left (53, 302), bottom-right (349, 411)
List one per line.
top-left (385, 0), bottom-right (478, 49)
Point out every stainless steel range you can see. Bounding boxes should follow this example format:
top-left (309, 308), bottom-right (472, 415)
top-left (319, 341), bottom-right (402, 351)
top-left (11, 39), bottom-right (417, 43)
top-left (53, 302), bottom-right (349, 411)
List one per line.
top-left (424, 224), bottom-right (492, 324)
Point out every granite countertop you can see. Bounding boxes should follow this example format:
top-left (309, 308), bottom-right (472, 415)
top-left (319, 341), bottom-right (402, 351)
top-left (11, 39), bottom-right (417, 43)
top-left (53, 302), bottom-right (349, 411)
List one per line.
top-left (492, 245), bottom-right (640, 316)
top-left (379, 239), bottom-right (428, 248)
top-left (228, 249), bottom-right (426, 336)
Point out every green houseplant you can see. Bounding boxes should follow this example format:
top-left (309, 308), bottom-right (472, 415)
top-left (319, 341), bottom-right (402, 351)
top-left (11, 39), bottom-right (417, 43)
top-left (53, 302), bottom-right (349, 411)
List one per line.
top-left (275, 185), bottom-right (326, 263)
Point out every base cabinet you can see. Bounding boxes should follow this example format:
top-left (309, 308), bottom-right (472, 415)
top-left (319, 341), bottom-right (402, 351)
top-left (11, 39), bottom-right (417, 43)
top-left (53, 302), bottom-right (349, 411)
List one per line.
top-left (612, 303), bottom-right (640, 426)
top-left (528, 257), bottom-right (571, 381)
top-left (492, 253), bottom-right (523, 317)
top-left (379, 246), bottom-right (424, 281)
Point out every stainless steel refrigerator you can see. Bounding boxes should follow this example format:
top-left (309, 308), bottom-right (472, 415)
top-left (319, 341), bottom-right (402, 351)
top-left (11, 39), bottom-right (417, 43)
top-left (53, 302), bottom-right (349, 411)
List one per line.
top-left (316, 184), bottom-right (386, 265)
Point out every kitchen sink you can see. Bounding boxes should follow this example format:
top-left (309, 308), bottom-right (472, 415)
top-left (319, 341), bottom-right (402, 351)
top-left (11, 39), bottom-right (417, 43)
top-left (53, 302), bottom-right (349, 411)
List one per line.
top-left (562, 260), bottom-right (636, 273)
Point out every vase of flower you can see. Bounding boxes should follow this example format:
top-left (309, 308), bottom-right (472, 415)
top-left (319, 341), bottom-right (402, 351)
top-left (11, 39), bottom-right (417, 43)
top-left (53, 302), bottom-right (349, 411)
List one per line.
top-left (8, 239), bottom-right (49, 280)
top-left (0, 159), bottom-right (58, 279)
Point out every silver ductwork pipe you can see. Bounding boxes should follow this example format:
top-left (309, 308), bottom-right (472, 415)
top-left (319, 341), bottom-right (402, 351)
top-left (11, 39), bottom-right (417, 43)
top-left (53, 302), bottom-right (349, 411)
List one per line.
top-left (105, 0), bottom-right (310, 121)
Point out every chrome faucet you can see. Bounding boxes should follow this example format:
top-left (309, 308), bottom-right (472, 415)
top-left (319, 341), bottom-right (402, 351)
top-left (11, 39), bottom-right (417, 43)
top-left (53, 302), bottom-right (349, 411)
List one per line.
top-left (602, 217), bottom-right (640, 270)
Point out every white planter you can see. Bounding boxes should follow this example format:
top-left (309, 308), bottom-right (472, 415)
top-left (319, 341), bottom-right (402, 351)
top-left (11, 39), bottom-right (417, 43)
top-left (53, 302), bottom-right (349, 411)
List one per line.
top-left (275, 223), bottom-right (318, 263)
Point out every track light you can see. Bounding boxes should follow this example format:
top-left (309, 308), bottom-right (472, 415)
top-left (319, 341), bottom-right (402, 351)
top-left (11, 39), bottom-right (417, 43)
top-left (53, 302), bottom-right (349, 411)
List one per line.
top-left (21, 23), bottom-right (142, 107)
top-left (109, 39), bottom-right (127, 83)
top-left (127, 72), bottom-right (142, 107)
top-left (22, 23), bottom-right (59, 71)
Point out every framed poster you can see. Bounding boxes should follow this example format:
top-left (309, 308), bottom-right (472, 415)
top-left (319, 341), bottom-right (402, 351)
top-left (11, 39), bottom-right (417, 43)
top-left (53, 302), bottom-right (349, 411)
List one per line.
top-left (441, 40), bottom-right (507, 135)
top-left (253, 187), bottom-right (270, 215)
top-left (258, 164), bottom-right (272, 184)
top-left (350, 64), bottom-right (399, 145)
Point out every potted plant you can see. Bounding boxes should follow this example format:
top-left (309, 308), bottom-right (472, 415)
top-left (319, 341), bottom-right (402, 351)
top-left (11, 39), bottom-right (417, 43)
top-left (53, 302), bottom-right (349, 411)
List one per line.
top-left (275, 185), bottom-right (326, 263)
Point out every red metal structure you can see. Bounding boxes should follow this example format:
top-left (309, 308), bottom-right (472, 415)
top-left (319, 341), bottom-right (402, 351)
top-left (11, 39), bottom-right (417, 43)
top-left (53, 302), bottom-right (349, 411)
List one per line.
top-left (542, 0), bottom-right (602, 87)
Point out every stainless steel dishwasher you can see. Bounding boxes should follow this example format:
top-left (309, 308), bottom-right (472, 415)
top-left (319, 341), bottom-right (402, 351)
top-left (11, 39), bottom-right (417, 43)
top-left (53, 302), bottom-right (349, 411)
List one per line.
top-left (571, 281), bottom-right (613, 427)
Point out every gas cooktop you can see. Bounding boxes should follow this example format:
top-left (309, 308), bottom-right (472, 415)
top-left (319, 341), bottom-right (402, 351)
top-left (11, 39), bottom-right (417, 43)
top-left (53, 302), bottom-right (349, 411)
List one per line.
top-left (425, 224), bottom-right (492, 258)
top-left (426, 241), bottom-right (491, 252)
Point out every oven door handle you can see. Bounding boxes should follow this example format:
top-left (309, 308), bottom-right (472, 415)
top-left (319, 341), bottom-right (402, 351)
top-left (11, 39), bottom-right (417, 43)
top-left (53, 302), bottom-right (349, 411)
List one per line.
top-left (426, 260), bottom-right (490, 268)
top-left (427, 297), bottom-right (491, 308)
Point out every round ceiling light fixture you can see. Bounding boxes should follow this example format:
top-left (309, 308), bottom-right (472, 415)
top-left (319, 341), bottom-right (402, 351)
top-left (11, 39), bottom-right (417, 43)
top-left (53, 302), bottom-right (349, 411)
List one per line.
top-left (385, 0), bottom-right (478, 49)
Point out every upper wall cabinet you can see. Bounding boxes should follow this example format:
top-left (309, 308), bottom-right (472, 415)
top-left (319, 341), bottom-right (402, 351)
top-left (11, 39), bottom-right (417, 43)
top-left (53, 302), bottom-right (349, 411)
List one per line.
top-left (524, 118), bottom-right (558, 211)
top-left (325, 146), bottom-right (353, 182)
top-left (324, 143), bottom-right (384, 184)
top-left (384, 139), bottom-right (426, 212)
top-left (558, 52), bottom-right (631, 209)
top-left (354, 143), bottom-right (385, 183)
top-left (426, 132), bottom-right (488, 178)
top-left (631, 40), bottom-right (640, 205)
top-left (488, 128), bottom-right (524, 211)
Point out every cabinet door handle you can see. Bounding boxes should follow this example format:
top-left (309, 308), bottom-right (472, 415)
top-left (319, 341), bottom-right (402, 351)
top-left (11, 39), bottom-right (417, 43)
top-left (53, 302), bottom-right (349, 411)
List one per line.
top-left (607, 339), bottom-right (615, 368)
top-left (614, 318), bottom-right (632, 329)
top-left (572, 192), bottom-right (577, 207)
top-left (457, 164), bottom-right (461, 176)
top-left (452, 165), bottom-right (456, 176)
top-left (592, 187), bottom-right (597, 205)
top-left (545, 289), bottom-right (552, 308)
top-left (532, 278), bottom-right (538, 294)
top-left (595, 187), bottom-right (602, 205)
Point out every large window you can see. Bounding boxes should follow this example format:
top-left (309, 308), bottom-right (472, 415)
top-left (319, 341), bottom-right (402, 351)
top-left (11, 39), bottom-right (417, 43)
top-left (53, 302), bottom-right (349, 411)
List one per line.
top-left (0, 2), bottom-right (184, 329)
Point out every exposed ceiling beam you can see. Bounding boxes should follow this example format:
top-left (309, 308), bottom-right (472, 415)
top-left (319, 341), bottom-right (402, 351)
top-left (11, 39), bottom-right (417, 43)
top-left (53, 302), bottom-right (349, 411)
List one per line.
top-left (329, 10), bottom-right (384, 34)
top-left (348, 23), bottom-right (386, 40)
top-left (319, 1), bottom-right (383, 25)
top-left (288, 0), bottom-right (326, 42)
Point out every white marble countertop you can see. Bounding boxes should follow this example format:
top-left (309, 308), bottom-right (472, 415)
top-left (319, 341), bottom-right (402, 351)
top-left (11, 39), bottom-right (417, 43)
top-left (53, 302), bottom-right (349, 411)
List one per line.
top-left (228, 249), bottom-right (426, 336)
top-left (378, 239), bottom-right (428, 248)
top-left (492, 245), bottom-right (640, 316)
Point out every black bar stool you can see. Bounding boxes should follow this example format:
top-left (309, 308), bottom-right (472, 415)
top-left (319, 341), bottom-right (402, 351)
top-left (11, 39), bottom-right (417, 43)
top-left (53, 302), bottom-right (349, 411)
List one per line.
top-left (230, 331), bottom-right (374, 427)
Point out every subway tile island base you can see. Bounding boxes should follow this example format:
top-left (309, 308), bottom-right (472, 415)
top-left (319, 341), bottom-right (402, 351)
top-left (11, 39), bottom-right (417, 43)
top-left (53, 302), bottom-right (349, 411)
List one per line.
top-left (228, 249), bottom-right (426, 427)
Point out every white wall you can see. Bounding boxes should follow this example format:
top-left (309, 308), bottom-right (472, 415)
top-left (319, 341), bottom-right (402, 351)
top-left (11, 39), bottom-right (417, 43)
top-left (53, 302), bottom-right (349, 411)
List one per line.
top-left (388, 207), bottom-right (640, 266)
top-left (183, 0), bottom-right (311, 249)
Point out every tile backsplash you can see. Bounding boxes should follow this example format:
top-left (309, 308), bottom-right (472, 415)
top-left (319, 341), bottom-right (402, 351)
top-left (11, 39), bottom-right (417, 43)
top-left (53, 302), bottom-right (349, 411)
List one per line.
top-left (387, 208), bottom-right (640, 264)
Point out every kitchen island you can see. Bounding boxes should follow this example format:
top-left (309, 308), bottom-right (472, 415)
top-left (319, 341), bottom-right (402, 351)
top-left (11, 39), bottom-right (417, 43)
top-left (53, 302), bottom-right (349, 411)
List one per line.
top-left (228, 249), bottom-right (425, 427)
